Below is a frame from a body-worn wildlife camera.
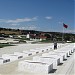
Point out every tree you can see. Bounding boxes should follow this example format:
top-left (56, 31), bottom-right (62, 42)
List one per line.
top-left (44, 34), bottom-right (51, 40)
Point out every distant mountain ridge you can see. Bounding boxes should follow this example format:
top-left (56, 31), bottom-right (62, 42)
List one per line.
top-left (0, 27), bottom-right (74, 35)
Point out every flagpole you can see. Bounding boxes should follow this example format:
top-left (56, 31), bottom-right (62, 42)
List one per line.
top-left (62, 24), bottom-right (64, 43)
top-left (62, 23), bottom-right (68, 43)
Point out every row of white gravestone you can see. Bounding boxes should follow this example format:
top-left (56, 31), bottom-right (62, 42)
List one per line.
top-left (0, 44), bottom-right (55, 64)
top-left (18, 44), bottom-right (74, 74)
top-left (0, 43), bottom-right (71, 65)
top-left (0, 43), bottom-right (73, 65)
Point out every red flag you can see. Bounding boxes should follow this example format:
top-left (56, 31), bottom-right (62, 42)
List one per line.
top-left (63, 23), bottom-right (68, 28)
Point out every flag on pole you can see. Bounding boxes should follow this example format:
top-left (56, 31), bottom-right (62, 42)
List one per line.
top-left (63, 23), bottom-right (68, 28)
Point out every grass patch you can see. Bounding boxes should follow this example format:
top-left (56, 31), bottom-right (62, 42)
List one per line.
top-left (0, 43), bottom-right (14, 48)
top-left (19, 39), bottom-right (26, 43)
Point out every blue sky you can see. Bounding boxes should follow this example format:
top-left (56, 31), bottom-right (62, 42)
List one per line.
top-left (0, 0), bottom-right (74, 33)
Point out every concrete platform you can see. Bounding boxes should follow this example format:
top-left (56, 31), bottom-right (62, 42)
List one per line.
top-left (2, 54), bottom-right (23, 61)
top-left (28, 51), bottom-right (36, 55)
top-left (49, 51), bottom-right (66, 62)
top-left (47, 45), bottom-right (54, 50)
top-left (50, 51), bottom-right (67, 59)
top-left (33, 56), bottom-right (58, 69)
top-left (60, 44), bottom-right (74, 54)
top-left (60, 48), bottom-right (72, 55)
top-left (66, 46), bottom-right (74, 53)
top-left (42, 47), bottom-right (50, 51)
top-left (42, 53), bottom-right (60, 65)
top-left (30, 49), bottom-right (40, 54)
top-left (54, 50), bottom-right (70, 57)
top-left (0, 57), bottom-right (10, 64)
top-left (18, 60), bottom-right (53, 74)
top-left (23, 51), bottom-right (32, 56)
top-left (38, 47), bottom-right (49, 52)
top-left (35, 48), bottom-right (45, 53)
top-left (14, 52), bottom-right (29, 58)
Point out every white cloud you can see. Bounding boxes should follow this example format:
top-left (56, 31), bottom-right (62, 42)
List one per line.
top-left (0, 19), bottom-right (6, 22)
top-left (19, 25), bottom-right (39, 30)
top-left (11, 23), bottom-right (20, 26)
top-left (6, 17), bottom-right (37, 23)
top-left (45, 16), bottom-right (52, 20)
top-left (0, 17), bottom-right (38, 23)
top-left (64, 30), bottom-right (75, 33)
